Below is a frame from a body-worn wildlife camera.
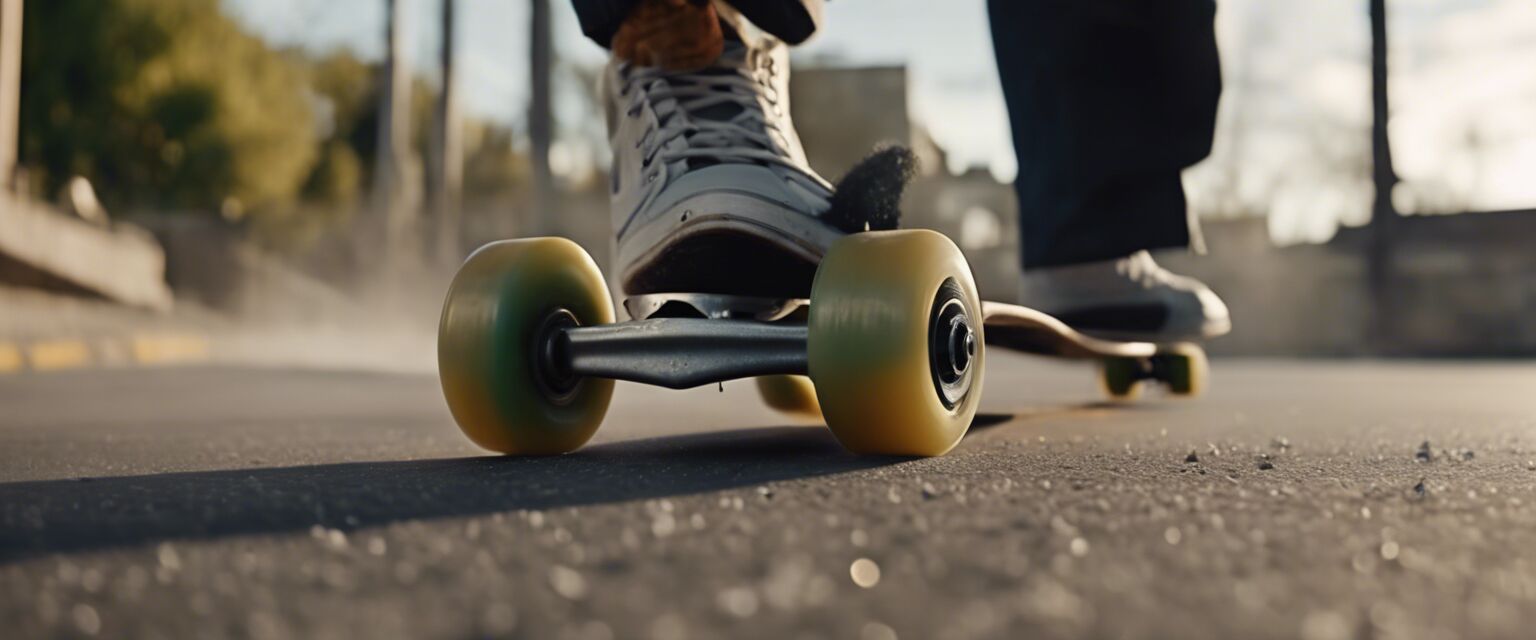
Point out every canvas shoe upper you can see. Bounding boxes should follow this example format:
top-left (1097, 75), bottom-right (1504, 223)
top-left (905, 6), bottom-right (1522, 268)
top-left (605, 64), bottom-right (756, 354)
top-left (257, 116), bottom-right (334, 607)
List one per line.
top-left (602, 36), bottom-right (844, 298)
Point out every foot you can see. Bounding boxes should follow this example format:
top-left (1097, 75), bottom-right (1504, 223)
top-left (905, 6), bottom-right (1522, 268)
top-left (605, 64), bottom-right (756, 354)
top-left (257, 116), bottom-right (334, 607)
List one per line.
top-left (603, 30), bottom-right (840, 299)
top-left (1019, 251), bottom-right (1231, 342)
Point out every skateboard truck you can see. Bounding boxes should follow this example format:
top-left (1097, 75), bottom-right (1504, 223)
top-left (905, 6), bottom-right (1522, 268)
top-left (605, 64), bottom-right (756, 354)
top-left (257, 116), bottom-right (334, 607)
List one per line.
top-left (537, 314), bottom-right (810, 391)
top-left (438, 230), bottom-right (1201, 458)
top-left (532, 289), bottom-right (979, 395)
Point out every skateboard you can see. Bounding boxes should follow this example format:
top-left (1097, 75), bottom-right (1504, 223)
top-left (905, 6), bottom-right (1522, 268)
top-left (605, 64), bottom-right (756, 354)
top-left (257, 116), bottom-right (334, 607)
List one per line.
top-left (437, 230), bottom-right (1207, 457)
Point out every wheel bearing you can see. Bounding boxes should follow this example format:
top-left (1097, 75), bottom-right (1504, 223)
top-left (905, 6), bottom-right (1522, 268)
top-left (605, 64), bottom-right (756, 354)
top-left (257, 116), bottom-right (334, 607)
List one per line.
top-left (533, 309), bottom-right (582, 404)
top-left (928, 278), bottom-right (976, 410)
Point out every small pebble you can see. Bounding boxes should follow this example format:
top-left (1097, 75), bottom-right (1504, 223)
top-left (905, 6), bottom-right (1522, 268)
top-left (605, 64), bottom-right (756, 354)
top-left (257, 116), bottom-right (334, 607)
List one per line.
top-left (1415, 441), bottom-right (1432, 463)
top-left (1185, 451), bottom-right (1199, 464)
top-left (850, 558), bottom-right (881, 588)
top-left (850, 529), bottom-right (869, 547)
top-left (548, 565), bottom-right (588, 600)
top-left (651, 513), bottom-right (677, 537)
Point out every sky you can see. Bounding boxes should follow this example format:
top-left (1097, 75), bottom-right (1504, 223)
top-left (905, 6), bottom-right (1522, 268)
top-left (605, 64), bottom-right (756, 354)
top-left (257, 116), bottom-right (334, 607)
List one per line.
top-left (224, 0), bottom-right (1536, 243)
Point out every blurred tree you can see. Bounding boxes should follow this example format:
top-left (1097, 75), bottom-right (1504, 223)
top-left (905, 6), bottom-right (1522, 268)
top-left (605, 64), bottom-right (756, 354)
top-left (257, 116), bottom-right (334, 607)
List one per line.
top-left (18, 0), bottom-right (532, 259)
top-left (300, 50), bottom-right (443, 209)
top-left (302, 51), bottom-right (372, 210)
top-left (462, 120), bottom-right (527, 199)
top-left (18, 0), bottom-right (316, 214)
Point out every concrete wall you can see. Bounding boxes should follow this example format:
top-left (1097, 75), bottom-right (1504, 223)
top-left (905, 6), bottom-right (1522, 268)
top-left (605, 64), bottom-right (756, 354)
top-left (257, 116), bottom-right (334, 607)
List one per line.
top-left (1371, 210), bottom-right (1536, 356)
top-left (1161, 210), bottom-right (1536, 357)
top-left (0, 193), bottom-right (173, 311)
top-left (1159, 219), bottom-right (1372, 356)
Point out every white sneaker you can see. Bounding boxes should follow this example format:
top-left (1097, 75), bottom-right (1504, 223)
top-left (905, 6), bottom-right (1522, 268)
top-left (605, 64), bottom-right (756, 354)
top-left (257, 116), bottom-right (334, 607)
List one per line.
top-left (602, 36), bottom-right (841, 298)
top-left (1019, 251), bottom-right (1231, 342)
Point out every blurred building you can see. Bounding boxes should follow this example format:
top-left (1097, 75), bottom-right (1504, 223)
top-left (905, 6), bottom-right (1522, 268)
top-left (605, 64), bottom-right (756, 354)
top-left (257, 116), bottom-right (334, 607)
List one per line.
top-left (1161, 209), bottom-right (1536, 357)
top-left (790, 66), bottom-right (930, 180)
top-left (790, 64), bottom-right (1021, 301)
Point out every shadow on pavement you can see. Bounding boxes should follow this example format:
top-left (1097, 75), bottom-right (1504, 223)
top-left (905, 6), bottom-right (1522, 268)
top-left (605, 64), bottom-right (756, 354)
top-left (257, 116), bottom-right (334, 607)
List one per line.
top-left (0, 425), bottom-right (912, 563)
top-left (969, 412), bottom-right (1020, 432)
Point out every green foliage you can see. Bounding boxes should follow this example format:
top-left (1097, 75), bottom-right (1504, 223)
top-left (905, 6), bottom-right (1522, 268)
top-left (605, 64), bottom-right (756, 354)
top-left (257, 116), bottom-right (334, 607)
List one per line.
top-left (300, 52), bottom-right (372, 211)
top-left (17, 0), bottom-right (532, 249)
top-left (464, 121), bottom-right (528, 199)
top-left (19, 0), bottom-right (317, 214)
top-left (303, 140), bottom-right (363, 208)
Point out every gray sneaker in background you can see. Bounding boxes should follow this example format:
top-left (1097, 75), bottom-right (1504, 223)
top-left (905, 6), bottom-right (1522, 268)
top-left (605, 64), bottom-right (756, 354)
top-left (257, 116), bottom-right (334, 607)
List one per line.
top-left (1019, 251), bottom-right (1231, 343)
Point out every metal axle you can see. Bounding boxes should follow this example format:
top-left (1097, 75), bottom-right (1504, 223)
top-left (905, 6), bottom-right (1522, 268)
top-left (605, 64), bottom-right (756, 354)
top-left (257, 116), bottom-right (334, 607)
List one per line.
top-left (547, 318), bottom-right (809, 390)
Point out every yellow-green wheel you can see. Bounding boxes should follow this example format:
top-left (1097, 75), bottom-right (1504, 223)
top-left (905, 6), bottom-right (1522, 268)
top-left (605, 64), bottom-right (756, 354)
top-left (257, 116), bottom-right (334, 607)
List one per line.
top-left (1100, 357), bottom-right (1145, 400)
top-left (808, 230), bottom-right (984, 456)
top-left (756, 375), bottom-right (822, 420)
top-left (1158, 344), bottom-right (1208, 397)
top-left (437, 238), bottom-right (615, 454)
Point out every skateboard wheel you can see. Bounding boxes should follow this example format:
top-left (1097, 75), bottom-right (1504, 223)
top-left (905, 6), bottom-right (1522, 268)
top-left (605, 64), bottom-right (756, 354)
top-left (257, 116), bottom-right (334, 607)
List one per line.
top-left (756, 375), bottom-right (823, 420)
top-left (437, 238), bottom-right (615, 454)
top-left (1099, 357), bottom-right (1145, 400)
top-left (1158, 344), bottom-right (1208, 397)
top-left (808, 230), bottom-right (984, 456)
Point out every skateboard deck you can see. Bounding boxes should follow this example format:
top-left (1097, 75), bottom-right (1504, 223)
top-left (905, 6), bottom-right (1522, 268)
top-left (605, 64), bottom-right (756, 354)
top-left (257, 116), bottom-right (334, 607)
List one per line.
top-left (626, 294), bottom-right (1167, 359)
top-left (622, 294), bottom-right (1206, 400)
top-left (980, 301), bottom-right (1156, 359)
top-left (980, 300), bottom-right (1207, 398)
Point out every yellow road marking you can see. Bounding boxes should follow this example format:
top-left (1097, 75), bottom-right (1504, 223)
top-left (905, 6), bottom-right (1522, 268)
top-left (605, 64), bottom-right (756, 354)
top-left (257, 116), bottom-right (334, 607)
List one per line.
top-left (0, 342), bottom-right (22, 373)
top-left (131, 334), bottom-right (212, 365)
top-left (28, 340), bottom-right (93, 371)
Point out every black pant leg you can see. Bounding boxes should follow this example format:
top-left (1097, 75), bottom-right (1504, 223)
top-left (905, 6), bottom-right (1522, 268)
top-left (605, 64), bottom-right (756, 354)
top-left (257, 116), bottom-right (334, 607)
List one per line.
top-left (571, 0), bottom-right (822, 48)
top-left (988, 0), bottom-right (1222, 269)
top-left (572, 0), bottom-right (642, 47)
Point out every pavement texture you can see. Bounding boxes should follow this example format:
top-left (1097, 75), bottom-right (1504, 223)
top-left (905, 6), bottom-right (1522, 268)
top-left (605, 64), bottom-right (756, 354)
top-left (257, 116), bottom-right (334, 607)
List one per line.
top-left (3, 356), bottom-right (1536, 639)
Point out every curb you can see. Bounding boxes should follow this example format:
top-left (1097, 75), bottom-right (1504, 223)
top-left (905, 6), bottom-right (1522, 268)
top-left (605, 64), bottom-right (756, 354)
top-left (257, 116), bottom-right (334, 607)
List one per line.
top-left (0, 333), bottom-right (213, 374)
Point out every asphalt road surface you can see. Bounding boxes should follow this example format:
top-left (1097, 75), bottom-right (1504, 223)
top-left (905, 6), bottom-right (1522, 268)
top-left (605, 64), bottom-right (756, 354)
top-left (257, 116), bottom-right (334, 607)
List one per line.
top-left (3, 356), bottom-right (1535, 639)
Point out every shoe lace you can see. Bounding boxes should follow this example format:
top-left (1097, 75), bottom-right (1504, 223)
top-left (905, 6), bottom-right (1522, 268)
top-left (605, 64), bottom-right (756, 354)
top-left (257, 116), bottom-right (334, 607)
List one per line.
top-left (621, 46), bottom-right (814, 180)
